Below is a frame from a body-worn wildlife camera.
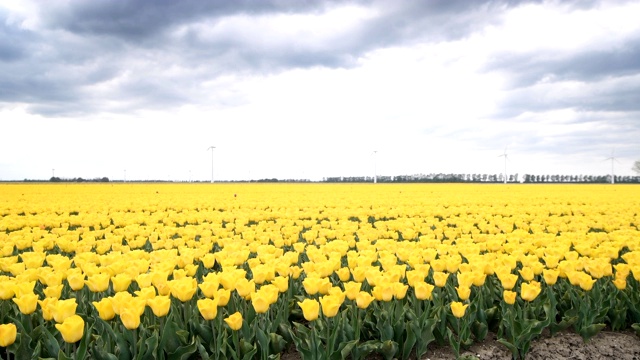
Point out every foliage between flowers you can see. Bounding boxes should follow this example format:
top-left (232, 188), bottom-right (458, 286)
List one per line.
top-left (0, 183), bottom-right (639, 360)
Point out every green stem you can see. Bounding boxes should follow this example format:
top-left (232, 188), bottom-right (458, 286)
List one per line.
top-left (132, 328), bottom-right (138, 359)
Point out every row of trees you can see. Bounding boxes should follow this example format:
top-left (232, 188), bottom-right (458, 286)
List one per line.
top-left (323, 173), bottom-right (640, 183)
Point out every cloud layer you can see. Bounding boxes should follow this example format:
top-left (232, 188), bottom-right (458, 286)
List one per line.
top-left (1, 0), bottom-right (639, 180)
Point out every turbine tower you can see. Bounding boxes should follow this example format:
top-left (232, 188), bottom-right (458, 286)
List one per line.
top-left (498, 147), bottom-right (508, 184)
top-left (372, 150), bottom-right (378, 183)
top-left (605, 149), bottom-right (619, 184)
top-left (207, 146), bottom-right (216, 183)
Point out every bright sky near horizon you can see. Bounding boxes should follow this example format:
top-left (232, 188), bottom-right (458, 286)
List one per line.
top-left (1, 0), bottom-right (639, 182)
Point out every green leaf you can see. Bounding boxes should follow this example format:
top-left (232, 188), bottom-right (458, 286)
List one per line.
top-left (401, 322), bottom-right (417, 360)
top-left (140, 332), bottom-right (159, 360)
top-left (577, 323), bottom-right (606, 342)
top-left (32, 324), bottom-right (60, 357)
top-left (269, 332), bottom-right (287, 355)
top-left (379, 340), bottom-right (398, 360)
top-left (496, 338), bottom-right (519, 360)
top-left (75, 322), bottom-right (93, 360)
top-left (90, 344), bottom-right (119, 360)
top-left (58, 348), bottom-right (73, 360)
top-left (167, 339), bottom-right (198, 360)
top-left (161, 314), bottom-right (185, 355)
top-left (631, 323), bottom-right (640, 337)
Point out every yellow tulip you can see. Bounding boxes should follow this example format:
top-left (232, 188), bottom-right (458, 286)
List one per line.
top-left (499, 273), bottom-right (518, 290)
top-left (520, 281), bottom-right (541, 302)
top-left (503, 290), bottom-right (517, 305)
top-left (234, 278), bottom-right (255, 299)
top-left (199, 281), bottom-right (219, 299)
top-left (450, 301), bottom-right (468, 318)
top-left (355, 291), bottom-right (375, 309)
top-left (53, 298), bottom-right (77, 323)
top-left (413, 281), bottom-right (434, 301)
top-left (0, 323), bottom-right (17, 347)
top-left (456, 285), bottom-right (471, 301)
top-left (13, 281), bottom-right (35, 297)
top-left (578, 275), bottom-right (596, 291)
top-left (518, 267), bottom-right (535, 282)
top-left (120, 307), bottom-right (141, 330)
top-left (302, 277), bottom-right (321, 296)
top-left (111, 273), bottom-right (132, 293)
top-left (542, 269), bottom-right (559, 286)
top-left (85, 273), bottom-right (110, 292)
top-left (135, 286), bottom-right (157, 301)
top-left (39, 297), bottom-right (58, 321)
top-left (251, 291), bottom-right (270, 314)
top-left (55, 315), bottom-right (85, 343)
top-left (224, 311), bottom-right (243, 331)
top-left (147, 295), bottom-right (171, 317)
top-left (336, 267), bottom-right (351, 282)
top-left (92, 298), bottom-right (115, 321)
top-left (298, 299), bottom-right (320, 321)
top-left (271, 276), bottom-right (289, 293)
top-left (320, 295), bottom-right (342, 318)
top-left (13, 293), bottom-right (38, 315)
top-left (197, 298), bottom-right (219, 320)
top-left (66, 272), bottom-right (85, 291)
top-left (0, 280), bottom-right (15, 300)
top-left (43, 284), bottom-right (64, 299)
top-left (343, 281), bottom-right (361, 301)
top-left (613, 277), bottom-right (626, 290)
top-left (217, 289), bottom-right (231, 306)
top-left (169, 277), bottom-right (198, 302)
top-left (393, 282), bottom-right (409, 300)
top-left (433, 272), bottom-right (449, 287)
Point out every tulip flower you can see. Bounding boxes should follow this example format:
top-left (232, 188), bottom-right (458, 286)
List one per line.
top-left (343, 281), bottom-right (361, 301)
top-left (147, 295), bottom-right (171, 317)
top-left (224, 312), bottom-right (243, 331)
top-left (392, 282), bottom-right (409, 300)
top-left (92, 298), bottom-right (115, 321)
top-left (39, 297), bottom-right (58, 321)
top-left (456, 285), bottom-right (471, 301)
top-left (518, 267), bottom-right (535, 282)
top-left (271, 276), bottom-right (289, 293)
top-left (433, 272), bottom-right (449, 287)
top-left (450, 301), bottom-right (468, 318)
top-left (43, 284), bottom-right (64, 299)
top-left (66, 271), bottom-right (85, 291)
top-left (413, 281), bottom-right (434, 300)
top-left (320, 295), bottom-right (342, 318)
top-left (198, 281), bottom-right (219, 299)
top-left (217, 288), bottom-right (231, 306)
top-left (520, 281), bottom-right (542, 302)
top-left (53, 298), bottom-right (77, 323)
top-left (13, 292), bottom-right (38, 315)
top-left (85, 273), bottom-right (110, 292)
top-left (55, 315), bottom-right (85, 343)
top-left (120, 307), bottom-right (141, 330)
top-left (298, 299), bottom-right (320, 321)
top-left (0, 323), bottom-right (17, 347)
top-left (197, 298), bottom-right (219, 320)
top-left (503, 290), bottom-right (517, 305)
top-left (355, 291), bottom-right (375, 309)
top-left (169, 277), bottom-right (198, 302)
top-left (111, 273), bottom-right (133, 293)
top-left (542, 269), bottom-right (559, 286)
top-left (251, 291), bottom-right (270, 314)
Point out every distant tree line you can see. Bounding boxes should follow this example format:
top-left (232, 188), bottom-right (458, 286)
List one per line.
top-left (48, 177), bottom-right (110, 183)
top-left (323, 173), bottom-right (640, 184)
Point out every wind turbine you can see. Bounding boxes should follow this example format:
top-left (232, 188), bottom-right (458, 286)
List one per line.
top-left (604, 149), bottom-right (620, 184)
top-left (207, 146), bottom-right (216, 183)
top-left (498, 147), bottom-right (508, 184)
top-left (372, 150), bottom-right (378, 183)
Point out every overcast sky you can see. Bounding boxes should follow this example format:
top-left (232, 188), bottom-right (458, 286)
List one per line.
top-left (1, 0), bottom-right (639, 181)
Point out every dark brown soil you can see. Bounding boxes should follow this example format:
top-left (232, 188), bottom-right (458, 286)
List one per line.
top-left (280, 331), bottom-right (640, 359)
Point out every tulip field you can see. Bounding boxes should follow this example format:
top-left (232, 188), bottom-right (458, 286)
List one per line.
top-left (0, 183), bottom-right (639, 360)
